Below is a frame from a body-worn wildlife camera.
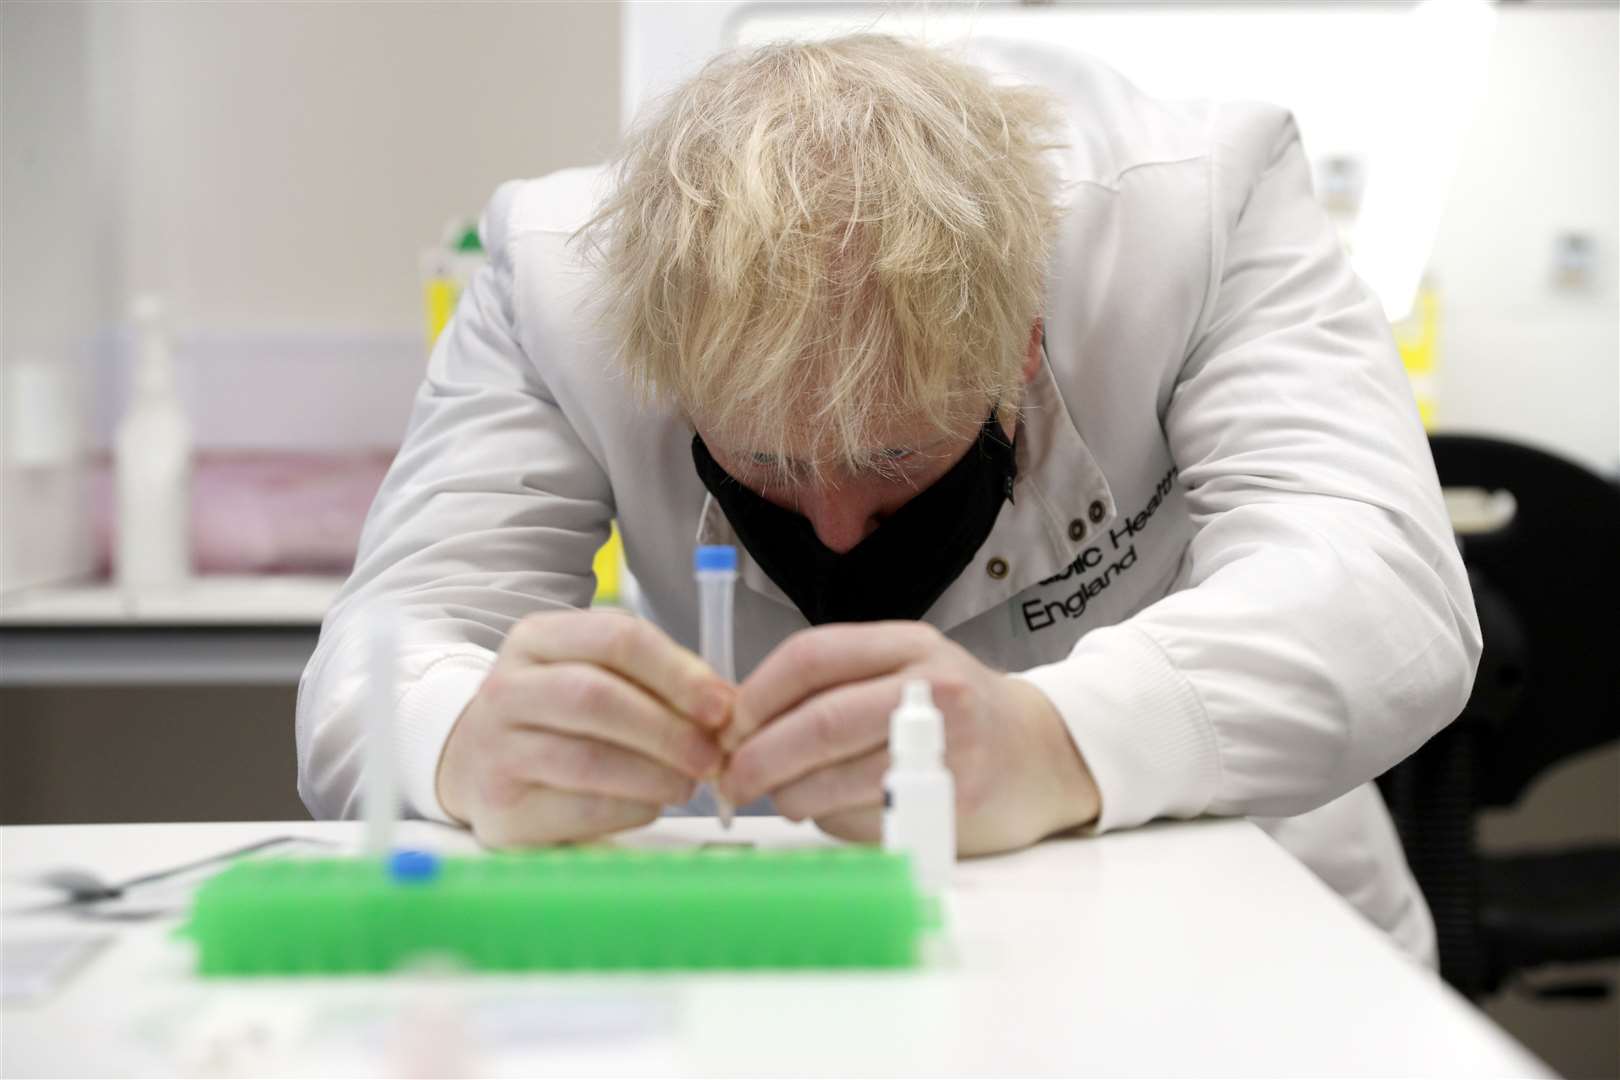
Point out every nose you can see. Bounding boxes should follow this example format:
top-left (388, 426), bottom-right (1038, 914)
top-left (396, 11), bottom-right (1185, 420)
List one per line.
top-left (797, 482), bottom-right (885, 555)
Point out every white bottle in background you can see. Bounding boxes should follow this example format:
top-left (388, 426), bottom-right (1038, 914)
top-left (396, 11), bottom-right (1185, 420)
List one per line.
top-left (116, 295), bottom-right (192, 594)
top-left (882, 679), bottom-right (956, 895)
top-left (1, 355), bottom-right (92, 592)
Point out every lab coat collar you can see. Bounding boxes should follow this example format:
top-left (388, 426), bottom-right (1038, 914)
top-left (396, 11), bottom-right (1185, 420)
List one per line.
top-left (695, 350), bottom-right (1116, 633)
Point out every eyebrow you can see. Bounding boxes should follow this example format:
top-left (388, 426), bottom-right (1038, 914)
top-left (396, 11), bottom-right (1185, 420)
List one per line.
top-left (745, 432), bottom-right (956, 467)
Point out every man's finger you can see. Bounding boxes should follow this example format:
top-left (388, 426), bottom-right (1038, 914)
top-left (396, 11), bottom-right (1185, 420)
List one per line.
top-left (725, 623), bottom-right (937, 752)
top-left (772, 748), bottom-right (890, 823)
top-left (502, 611), bottom-right (733, 730)
top-left (813, 806), bottom-right (883, 845)
top-left (472, 785), bottom-right (662, 849)
top-left (721, 676), bottom-right (895, 805)
top-left (507, 728), bottom-right (698, 806)
top-left (490, 662), bottom-right (721, 779)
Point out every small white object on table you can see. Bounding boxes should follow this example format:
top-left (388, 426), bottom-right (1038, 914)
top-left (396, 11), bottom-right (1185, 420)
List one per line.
top-left (0, 816), bottom-right (1550, 1077)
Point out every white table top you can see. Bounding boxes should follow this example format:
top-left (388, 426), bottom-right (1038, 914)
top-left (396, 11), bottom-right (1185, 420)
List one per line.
top-left (0, 817), bottom-right (1549, 1078)
top-left (0, 575), bottom-right (345, 626)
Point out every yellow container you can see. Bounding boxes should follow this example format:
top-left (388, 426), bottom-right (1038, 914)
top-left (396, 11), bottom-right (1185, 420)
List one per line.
top-left (1392, 282), bottom-right (1441, 430)
top-left (592, 522), bottom-right (626, 605)
top-left (421, 222), bottom-right (486, 349)
top-left (423, 277), bottom-right (461, 348)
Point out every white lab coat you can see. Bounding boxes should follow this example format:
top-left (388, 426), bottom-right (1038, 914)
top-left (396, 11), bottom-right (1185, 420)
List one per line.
top-left (298, 40), bottom-right (1479, 964)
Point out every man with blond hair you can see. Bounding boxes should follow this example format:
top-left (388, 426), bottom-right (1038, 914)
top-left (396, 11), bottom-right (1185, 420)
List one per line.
top-left (299, 35), bottom-right (1479, 961)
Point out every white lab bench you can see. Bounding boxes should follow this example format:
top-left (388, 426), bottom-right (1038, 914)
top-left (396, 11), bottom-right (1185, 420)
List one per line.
top-left (0, 815), bottom-right (1551, 1077)
top-left (0, 576), bottom-right (341, 686)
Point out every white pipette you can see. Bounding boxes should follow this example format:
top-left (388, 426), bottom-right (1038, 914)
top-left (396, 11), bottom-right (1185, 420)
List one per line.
top-left (695, 545), bottom-right (738, 828)
top-left (363, 604), bottom-right (400, 858)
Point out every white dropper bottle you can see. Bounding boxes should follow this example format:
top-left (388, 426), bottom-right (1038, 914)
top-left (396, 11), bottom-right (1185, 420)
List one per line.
top-left (882, 680), bottom-right (956, 895)
top-left (115, 295), bottom-right (192, 594)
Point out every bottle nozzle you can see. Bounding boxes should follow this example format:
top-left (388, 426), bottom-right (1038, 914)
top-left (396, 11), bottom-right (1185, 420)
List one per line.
top-left (891, 679), bottom-right (944, 762)
top-left (901, 680), bottom-right (933, 710)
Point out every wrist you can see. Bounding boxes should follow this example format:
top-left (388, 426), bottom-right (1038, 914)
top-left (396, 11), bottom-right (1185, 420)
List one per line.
top-left (434, 700), bottom-right (477, 827)
top-left (1005, 675), bottom-right (1101, 834)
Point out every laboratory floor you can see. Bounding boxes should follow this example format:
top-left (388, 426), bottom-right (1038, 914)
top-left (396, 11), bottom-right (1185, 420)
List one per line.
top-left (1477, 745), bottom-right (1620, 1080)
top-left (1484, 960), bottom-right (1620, 1080)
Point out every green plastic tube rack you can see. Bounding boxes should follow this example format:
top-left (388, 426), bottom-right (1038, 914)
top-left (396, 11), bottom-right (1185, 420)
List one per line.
top-left (180, 846), bottom-right (933, 975)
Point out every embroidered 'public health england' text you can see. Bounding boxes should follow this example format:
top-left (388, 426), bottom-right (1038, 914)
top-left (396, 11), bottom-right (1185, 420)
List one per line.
top-left (1022, 466), bottom-right (1179, 632)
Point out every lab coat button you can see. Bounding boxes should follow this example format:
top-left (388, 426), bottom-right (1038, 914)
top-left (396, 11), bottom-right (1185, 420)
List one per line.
top-left (987, 556), bottom-right (1009, 580)
top-left (1068, 518), bottom-right (1086, 542)
top-left (1088, 500), bottom-right (1107, 524)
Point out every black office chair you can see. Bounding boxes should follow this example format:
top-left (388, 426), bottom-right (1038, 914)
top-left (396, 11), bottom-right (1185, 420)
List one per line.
top-left (1377, 433), bottom-right (1620, 999)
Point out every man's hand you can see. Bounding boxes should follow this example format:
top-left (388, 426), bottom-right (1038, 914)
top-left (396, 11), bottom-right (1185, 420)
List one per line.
top-left (437, 611), bottom-right (732, 847)
top-left (716, 622), bottom-right (1100, 855)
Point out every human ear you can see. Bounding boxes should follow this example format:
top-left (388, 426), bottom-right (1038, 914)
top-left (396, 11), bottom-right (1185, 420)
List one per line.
top-left (1022, 317), bottom-right (1044, 384)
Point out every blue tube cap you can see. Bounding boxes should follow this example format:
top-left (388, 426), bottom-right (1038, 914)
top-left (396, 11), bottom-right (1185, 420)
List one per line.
top-left (695, 545), bottom-right (738, 572)
top-left (388, 849), bottom-right (442, 884)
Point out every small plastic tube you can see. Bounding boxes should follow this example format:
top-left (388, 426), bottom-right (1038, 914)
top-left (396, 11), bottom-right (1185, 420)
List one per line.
top-left (695, 545), bottom-right (738, 828)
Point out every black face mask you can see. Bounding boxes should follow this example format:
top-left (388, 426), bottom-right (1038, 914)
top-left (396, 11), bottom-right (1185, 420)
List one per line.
top-left (691, 411), bottom-right (1017, 625)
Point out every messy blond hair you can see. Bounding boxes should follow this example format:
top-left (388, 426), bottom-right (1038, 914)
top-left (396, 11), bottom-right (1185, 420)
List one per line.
top-left (574, 34), bottom-right (1063, 477)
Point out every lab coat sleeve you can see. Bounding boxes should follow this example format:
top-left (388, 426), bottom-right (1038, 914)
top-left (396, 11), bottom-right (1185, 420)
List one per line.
top-left (1016, 106), bottom-right (1482, 832)
top-left (296, 179), bottom-right (612, 823)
